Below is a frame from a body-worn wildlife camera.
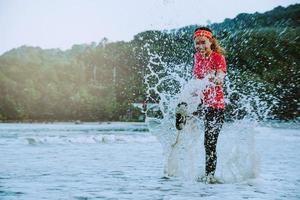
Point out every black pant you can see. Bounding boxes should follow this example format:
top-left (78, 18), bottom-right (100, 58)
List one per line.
top-left (204, 107), bottom-right (224, 176)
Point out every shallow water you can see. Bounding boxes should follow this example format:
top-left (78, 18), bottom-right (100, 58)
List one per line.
top-left (0, 122), bottom-right (299, 200)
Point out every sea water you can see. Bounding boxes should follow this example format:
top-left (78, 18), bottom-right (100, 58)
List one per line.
top-left (0, 122), bottom-right (299, 199)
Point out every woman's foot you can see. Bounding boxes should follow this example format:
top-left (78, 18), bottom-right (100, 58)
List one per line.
top-left (175, 102), bottom-right (188, 130)
top-left (197, 174), bottom-right (223, 184)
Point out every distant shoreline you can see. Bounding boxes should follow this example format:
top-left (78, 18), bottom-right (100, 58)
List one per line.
top-left (0, 119), bottom-right (298, 124)
top-left (0, 120), bottom-right (145, 124)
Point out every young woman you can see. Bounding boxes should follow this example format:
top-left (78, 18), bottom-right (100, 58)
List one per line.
top-left (192, 27), bottom-right (227, 183)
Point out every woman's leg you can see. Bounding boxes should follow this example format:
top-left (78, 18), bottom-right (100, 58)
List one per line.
top-left (204, 107), bottom-right (224, 176)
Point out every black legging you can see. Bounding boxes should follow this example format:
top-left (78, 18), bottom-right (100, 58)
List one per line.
top-left (204, 107), bottom-right (224, 176)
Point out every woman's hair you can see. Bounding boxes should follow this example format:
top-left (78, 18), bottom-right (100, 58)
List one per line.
top-left (194, 27), bottom-right (225, 55)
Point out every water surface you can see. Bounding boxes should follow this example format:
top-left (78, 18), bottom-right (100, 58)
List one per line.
top-left (0, 122), bottom-right (299, 200)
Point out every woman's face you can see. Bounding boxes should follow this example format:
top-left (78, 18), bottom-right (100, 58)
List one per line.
top-left (194, 36), bottom-right (212, 55)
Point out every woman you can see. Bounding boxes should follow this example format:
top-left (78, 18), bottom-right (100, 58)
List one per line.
top-left (192, 27), bottom-right (227, 183)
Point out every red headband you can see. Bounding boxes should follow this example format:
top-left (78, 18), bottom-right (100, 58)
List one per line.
top-left (193, 30), bottom-right (213, 39)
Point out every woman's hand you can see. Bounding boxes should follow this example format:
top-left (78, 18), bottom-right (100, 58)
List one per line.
top-left (215, 71), bottom-right (226, 86)
top-left (206, 70), bottom-right (225, 86)
top-left (207, 70), bottom-right (215, 83)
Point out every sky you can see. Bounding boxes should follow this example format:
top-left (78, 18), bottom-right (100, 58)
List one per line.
top-left (0, 0), bottom-right (299, 55)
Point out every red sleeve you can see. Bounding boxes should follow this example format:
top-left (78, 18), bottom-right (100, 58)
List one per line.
top-left (193, 54), bottom-right (204, 79)
top-left (214, 53), bottom-right (227, 73)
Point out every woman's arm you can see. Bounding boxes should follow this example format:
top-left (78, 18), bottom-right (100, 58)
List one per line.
top-left (214, 53), bottom-right (227, 86)
top-left (215, 69), bottom-right (226, 86)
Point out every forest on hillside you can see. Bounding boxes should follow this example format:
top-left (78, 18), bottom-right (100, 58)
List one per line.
top-left (0, 4), bottom-right (299, 121)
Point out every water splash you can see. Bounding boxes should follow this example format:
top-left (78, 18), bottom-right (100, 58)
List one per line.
top-left (144, 50), bottom-right (275, 183)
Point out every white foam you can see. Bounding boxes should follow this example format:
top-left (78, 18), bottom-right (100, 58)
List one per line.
top-left (23, 134), bottom-right (157, 145)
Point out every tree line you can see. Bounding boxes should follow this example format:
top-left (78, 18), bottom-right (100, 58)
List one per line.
top-left (0, 4), bottom-right (299, 121)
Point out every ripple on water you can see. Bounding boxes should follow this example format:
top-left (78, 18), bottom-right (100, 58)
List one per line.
top-left (0, 190), bottom-right (25, 197)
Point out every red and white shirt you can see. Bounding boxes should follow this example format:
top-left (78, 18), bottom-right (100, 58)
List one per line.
top-left (193, 51), bottom-right (227, 109)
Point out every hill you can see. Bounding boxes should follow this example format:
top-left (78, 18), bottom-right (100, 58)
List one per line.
top-left (0, 4), bottom-right (299, 121)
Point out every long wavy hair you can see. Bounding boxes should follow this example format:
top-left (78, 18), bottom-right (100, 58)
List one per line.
top-left (194, 27), bottom-right (225, 55)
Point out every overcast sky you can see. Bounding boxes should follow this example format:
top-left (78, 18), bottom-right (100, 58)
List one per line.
top-left (0, 0), bottom-right (299, 54)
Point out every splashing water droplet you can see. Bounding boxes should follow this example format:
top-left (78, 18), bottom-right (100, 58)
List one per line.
top-left (143, 47), bottom-right (276, 182)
